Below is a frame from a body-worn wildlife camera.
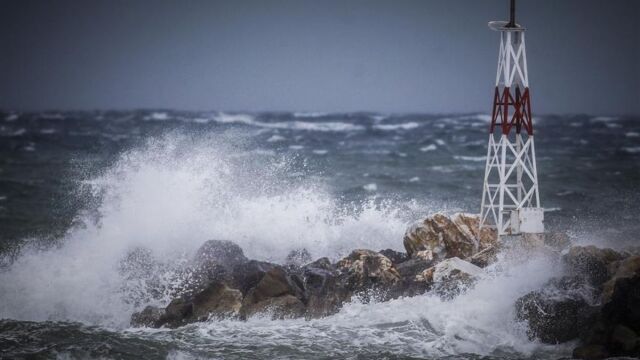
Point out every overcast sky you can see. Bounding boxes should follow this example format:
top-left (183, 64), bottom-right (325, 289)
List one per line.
top-left (0, 0), bottom-right (638, 114)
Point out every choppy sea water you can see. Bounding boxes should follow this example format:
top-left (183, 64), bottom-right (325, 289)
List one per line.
top-left (0, 110), bottom-right (638, 359)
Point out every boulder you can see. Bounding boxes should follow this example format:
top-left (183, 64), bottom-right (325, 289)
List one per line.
top-left (241, 295), bottom-right (306, 320)
top-left (191, 281), bottom-right (243, 321)
top-left (379, 249), bottom-right (408, 264)
top-left (230, 260), bottom-right (278, 295)
top-left (239, 265), bottom-right (306, 320)
top-left (336, 249), bottom-right (401, 291)
top-left (431, 257), bottom-right (483, 283)
top-left (285, 248), bottom-right (312, 267)
top-left (403, 213), bottom-right (497, 260)
top-left (466, 245), bottom-right (500, 268)
top-left (130, 305), bottom-right (164, 328)
top-left (194, 240), bottom-right (248, 271)
top-left (601, 255), bottom-right (640, 303)
top-left (515, 277), bottom-right (592, 344)
top-left (301, 258), bottom-right (351, 318)
top-left (563, 246), bottom-right (624, 288)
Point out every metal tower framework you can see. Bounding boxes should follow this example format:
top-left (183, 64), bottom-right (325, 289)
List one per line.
top-left (480, 2), bottom-right (543, 236)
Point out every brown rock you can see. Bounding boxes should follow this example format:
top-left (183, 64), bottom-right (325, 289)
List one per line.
top-left (563, 245), bottom-right (624, 287)
top-left (601, 255), bottom-right (640, 303)
top-left (241, 295), bottom-right (306, 320)
top-left (336, 249), bottom-right (401, 288)
top-left (403, 213), bottom-right (497, 260)
top-left (191, 281), bottom-right (242, 321)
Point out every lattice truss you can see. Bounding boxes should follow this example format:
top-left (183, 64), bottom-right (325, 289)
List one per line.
top-left (480, 29), bottom-right (541, 235)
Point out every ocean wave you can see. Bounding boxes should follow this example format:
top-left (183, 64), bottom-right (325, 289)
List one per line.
top-left (213, 113), bottom-right (365, 132)
top-left (0, 134), bottom-right (411, 327)
top-left (143, 112), bottom-right (170, 121)
top-left (372, 122), bottom-right (420, 131)
top-left (454, 155), bottom-right (487, 162)
top-left (591, 116), bottom-right (619, 122)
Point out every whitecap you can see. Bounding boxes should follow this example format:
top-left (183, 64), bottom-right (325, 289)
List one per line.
top-left (267, 135), bottom-right (286, 142)
top-left (39, 128), bottom-right (57, 134)
top-left (420, 144), bottom-right (437, 152)
top-left (372, 122), bottom-right (420, 131)
top-left (454, 155), bottom-right (487, 162)
top-left (363, 183), bottom-right (377, 192)
top-left (625, 132), bottom-right (639, 137)
top-left (435, 139), bottom-right (446, 146)
top-left (144, 112), bottom-right (170, 121)
top-left (409, 177), bottom-right (420, 182)
top-left (623, 146), bottom-right (640, 154)
top-left (312, 149), bottom-right (328, 155)
top-left (288, 145), bottom-right (304, 150)
top-left (5, 114), bottom-right (18, 122)
top-left (293, 112), bottom-right (328, 118)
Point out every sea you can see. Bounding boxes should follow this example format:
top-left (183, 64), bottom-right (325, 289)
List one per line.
top-left (0, 110), bottom-right (638, 359)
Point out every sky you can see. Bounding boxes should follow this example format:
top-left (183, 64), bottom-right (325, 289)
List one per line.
top-left (0, 0), bottom-right (638, 115)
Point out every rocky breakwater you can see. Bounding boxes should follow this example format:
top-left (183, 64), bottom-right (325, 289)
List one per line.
top-left (131, 213), bottom-right (498, 328)
top-left (514, 245), bottom-right (640, 359)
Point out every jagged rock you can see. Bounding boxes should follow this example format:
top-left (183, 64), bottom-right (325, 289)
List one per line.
top-left (299, 257), bottom-right (348, 318)
top-left (194, 240), bottom-right (248, 271)
top-left (563, 245), bottom-right (624, 288)
top-left (431, 257), bottom-right (482, 283)
top-left (515, 277), bottom-right (592, 344)
top-left (238, 265), bottom-right (306, 320)
top-left (230, 260), bottom-right (278, 295)
top-left (379, 249), bottom-right (408, 264)
top-left (242, 267), bottom-right (304, 306)
top-left (241, 295), bottom-right (306, 320)
top-left (285, 248), bottom-right (312, 266)
top-left (191, 281), bottom-right (242, 321)
top-left (601, 255), bottom-right (640, 302)
top-left (403, 213), bottom-right (496, 260)
top-left (601, 274), bottom-right (640, 333)
top-left (395, 257), bottom-right (435, 280)
top-left (466, 245), bottom-right (499, 268)
top-left (161, 298), bottom-right (193, 328)
top-left (336, 249), bottom-right (401, 291)
top-left (415, 257), bottom-right (482, 298)
top-left (130, 305), bottom-right (164, 327)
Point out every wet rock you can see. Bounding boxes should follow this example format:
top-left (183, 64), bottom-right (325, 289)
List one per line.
top-left (285, 248), bottom-right (312, 267)
top-left (515, 277), bottom-right (592, 344)
top-left (379, 249), bottom-right (408, 264)
top-left (130, 305), bottom-right (164, 328)
top-left (336, 249), bottom-right (401, 292)
top-left (403, 213), bottom-right (496, 260)
top-left (242, 267), bottom-right (304, 305)
top-left (161, 298), bottom-right (193, 328)
top-left (241, 295), bottom-right (306, 320)
top-left (301, 258), bottom-right (349, 318)
top-left (431, 257), bottom-right (482, 283)
top-left (466, 245), bottom-right (500, 268)
top-left (194, 240), bottom-right (248, 271)
top-left (395, 256), bottom-right (435, 280)
top-left (238, 265), bottom-right (306, 320)
top-left (601, 255), bottom-right (640, 303)
top-left (230, 260), bottom-right (278, 296)
top-left (601, 274), bottom-right (640, 333)
top-left (563, 245), bottom-right (624, 288)
top-left (191, 281), bottom-right (242, 321)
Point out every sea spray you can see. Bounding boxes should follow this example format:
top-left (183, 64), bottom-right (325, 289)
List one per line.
top-left (0, 133), bottom-right (416, 326)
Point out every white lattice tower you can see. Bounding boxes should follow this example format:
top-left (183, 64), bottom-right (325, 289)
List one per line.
top-left (480, 1), bottom-right (544, 236)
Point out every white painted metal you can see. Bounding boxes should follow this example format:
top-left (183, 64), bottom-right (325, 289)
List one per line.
top-left (480, 26), bottom-right (543, 236)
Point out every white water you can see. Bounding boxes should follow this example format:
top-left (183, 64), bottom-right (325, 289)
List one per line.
top-left (0, 133), bottom-right (566, 357)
